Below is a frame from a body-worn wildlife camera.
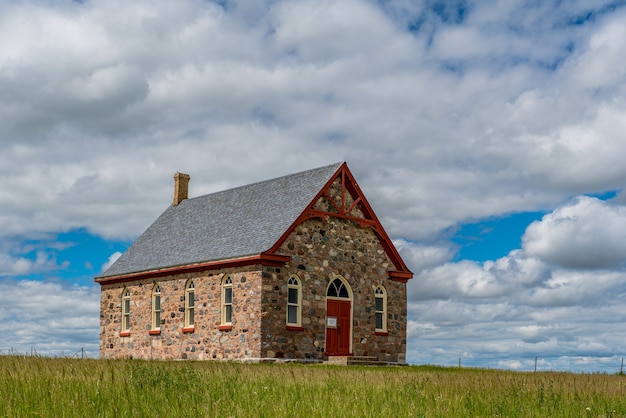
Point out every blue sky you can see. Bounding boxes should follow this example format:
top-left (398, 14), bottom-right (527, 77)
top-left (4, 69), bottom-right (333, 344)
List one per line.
top-left (8, 229), bottom-right (128, 286)
top-left (2, 0), bottom-right (626, 373)
top-left (451, 211), bottom-right (545, 262)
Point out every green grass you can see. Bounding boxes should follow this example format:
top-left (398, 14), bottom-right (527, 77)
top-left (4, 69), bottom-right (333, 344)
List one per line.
top-left (1, 356), bottom-right (626, 417)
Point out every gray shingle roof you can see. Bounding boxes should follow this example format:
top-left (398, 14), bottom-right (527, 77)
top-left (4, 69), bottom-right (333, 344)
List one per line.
top-left (98, 162), bottom-right (344, 278)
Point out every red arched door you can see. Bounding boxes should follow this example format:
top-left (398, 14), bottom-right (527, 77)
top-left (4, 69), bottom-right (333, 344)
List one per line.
top-left (325, 278), bottom-right (352, 356)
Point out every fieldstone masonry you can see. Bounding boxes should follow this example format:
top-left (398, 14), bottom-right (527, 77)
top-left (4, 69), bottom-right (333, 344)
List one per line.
top-left (99, 217), bottom-right (407, 363)
top-left (100, 267), bottom-right (265, 360)
top-left (261, 217), bottom-right (407, 362)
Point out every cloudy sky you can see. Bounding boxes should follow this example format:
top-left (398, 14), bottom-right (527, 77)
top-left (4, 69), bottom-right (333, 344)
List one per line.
top-left (2, 0), bottom-right (626, 372)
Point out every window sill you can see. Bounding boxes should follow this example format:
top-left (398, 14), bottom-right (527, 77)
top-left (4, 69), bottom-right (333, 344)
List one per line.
top-left (375, 331), bottom-right (389, 336)
top-left (149, 329), bottom-right (161, 335)
top-left (286, 325), bottom-right (304, 331)
top-left (218, 324), bottom-right (232, 331)
top-left (182, 326), bottom-right (195, 334)
top-left (119, 331), bottom-right (130, 337)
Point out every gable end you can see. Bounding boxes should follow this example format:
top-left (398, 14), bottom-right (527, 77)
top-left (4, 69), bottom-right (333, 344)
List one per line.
top-left (266, 163), bottom-right (413, 281)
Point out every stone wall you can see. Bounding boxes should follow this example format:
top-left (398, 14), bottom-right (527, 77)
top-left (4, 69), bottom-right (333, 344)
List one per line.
top-left (99, 218), bottom-right (407, 363)
top-left (260, 217), bottom-right (407, 363)
top-left (99, 266), bottom-right (264, 360)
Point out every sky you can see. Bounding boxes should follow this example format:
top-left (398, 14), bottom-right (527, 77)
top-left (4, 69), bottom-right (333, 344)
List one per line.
top-left (1, 0), bottom-right (626, 372)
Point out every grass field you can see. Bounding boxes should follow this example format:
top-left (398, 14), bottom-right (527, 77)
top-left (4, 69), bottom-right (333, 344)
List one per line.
top-left (1, 356), bottom-right (626, 417)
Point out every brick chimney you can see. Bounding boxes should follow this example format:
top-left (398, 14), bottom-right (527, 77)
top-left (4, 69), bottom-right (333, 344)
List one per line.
top-left (173, 172), bottom-right (190, 206)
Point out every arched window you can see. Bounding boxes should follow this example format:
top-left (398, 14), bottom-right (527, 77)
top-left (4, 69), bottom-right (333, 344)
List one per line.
top-left (327, 278), bottom-right (350, 298)
top-left (152, 284), bottom-right (161, 330)
top-left (121, 288), bottom-right (131, 333)
top-left (221, 275), bottom-right (233, 325)
top-left (287, 275), bottom-right (302, 327)
top-left (375, 286), bottom-right (387, 333)
top-left (185, 280), bottom-right (195, 328)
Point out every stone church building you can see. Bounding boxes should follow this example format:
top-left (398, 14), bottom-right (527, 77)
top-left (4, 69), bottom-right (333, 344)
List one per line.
top-left (95, 162), bottom-right (413, 363)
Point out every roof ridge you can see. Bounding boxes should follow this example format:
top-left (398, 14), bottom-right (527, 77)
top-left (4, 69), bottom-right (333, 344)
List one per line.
top-left (184, 161), bottom-right (344, 202)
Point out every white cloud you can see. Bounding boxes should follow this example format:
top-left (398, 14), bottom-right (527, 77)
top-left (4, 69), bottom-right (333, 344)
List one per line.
top-left (270, 0), bottom-right (400, 62)
top-left (0, 280), bottom-right (99, 355)
top-left (1, 0), bottom-right (625, 242)
top-left (485, 251), bottom-right (550, 287)
top-left (523, 197), bottom-right (626, 269)
top-left (405, 195), bottom-right (626, 370)
top-left (394, 239), bottom-right (454, 273)
top-left (101, 251), bottom-right (122, 272)
top-left (0, 255), bottom-right (32, 275)
top-left (0, 249), bottom-right (68, 277)
top-left (568, 11), bottom-right (626, 90)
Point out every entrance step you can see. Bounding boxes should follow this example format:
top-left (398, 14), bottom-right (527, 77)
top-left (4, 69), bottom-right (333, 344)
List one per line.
top-left (325, 356), bottom-right (387, 366)
top-left (347, 356), bottom-right (387, 366)
top-left (325, 356), bottom-right (350, 365)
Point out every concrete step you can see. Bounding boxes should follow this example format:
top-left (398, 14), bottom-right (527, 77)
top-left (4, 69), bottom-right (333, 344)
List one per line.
top-left (347, 356), bottom-right (387, 366)
top-left (325, 356), bottom-right (387, 366)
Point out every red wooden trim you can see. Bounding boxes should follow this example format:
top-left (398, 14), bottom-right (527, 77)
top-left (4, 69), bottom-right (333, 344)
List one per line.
top-left (95, 254), bottom-right (291, 285)
top-left (345, 196), bottom-right (362, 216)
top-left (305, 209), bottom-right (376, 226)
top-left (267, 165), bottom-right (345, 254)
top-left (285, 325), bottom-right (305, 331)
top-left (375, 331), bottom-right (389, 336)
top-left (148, 329), bottom-right (161, 335)
top-left (218, 324), bottom-right (232, 331)
top-left (119, 331), bottom-right (130, 337)
top-left (323, 190), bottom-right (342, 213)
top-left (182, 326), bottom-right (194, 333)
top-left (266, 163), bottom-right (413, 278)
top-left (341, 169), bottom-right (346, 213)
top-left (340, 166), bottom-right (411, 275)
top-left (389, 270), bottom-right (413, 282)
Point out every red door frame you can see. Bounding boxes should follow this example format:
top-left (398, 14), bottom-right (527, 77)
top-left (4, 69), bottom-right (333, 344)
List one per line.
top-left (325, 299), bottom-right (352, 356)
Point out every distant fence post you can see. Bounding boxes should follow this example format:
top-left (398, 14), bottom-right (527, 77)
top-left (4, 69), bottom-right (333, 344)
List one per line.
top-left (534, 357), bottom-right (537, 372)
top-left (620, 358), bottom-right (623, 375)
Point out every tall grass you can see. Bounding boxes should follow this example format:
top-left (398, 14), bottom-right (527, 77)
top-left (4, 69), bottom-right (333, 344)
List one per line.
top-left (1, 356), bottom-right (625, 417)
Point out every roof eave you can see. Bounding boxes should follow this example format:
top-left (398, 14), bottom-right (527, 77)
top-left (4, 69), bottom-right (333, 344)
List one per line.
top-left (94, 253), bottom-right (291, 285)
top-left (389, 270), bottom-right (413, 282)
